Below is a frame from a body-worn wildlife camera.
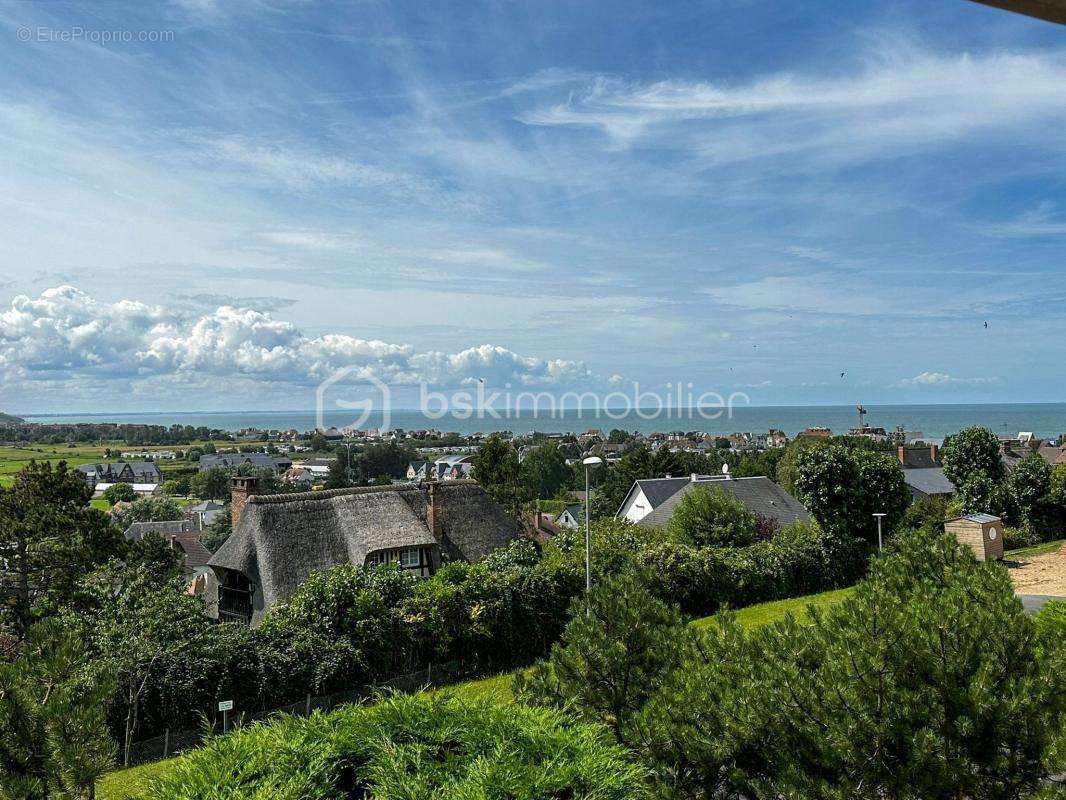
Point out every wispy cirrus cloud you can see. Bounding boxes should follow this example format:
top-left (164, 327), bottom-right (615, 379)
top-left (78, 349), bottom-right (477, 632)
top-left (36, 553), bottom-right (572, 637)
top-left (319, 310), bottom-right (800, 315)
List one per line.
top-left (521, 44), bottom-right (1066, 164)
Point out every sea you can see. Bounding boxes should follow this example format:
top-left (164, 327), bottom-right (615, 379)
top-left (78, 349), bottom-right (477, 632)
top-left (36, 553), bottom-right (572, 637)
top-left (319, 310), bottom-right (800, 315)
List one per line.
top-left (18, 403), bottom-right (1066, 441)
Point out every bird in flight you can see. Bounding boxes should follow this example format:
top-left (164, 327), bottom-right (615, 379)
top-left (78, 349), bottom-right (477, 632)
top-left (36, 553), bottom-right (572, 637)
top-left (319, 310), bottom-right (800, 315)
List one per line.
top-left (840, 371), bottom-right (846, 378)
top-left (984, 321), bottom-right (989, 329)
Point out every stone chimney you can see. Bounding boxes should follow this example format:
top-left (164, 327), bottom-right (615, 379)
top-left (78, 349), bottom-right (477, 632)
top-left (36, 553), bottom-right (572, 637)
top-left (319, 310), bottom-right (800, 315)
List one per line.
top-left (426, 480), bottom-right (443, 541)
top-left (231, 475), bottom-right (260, 529)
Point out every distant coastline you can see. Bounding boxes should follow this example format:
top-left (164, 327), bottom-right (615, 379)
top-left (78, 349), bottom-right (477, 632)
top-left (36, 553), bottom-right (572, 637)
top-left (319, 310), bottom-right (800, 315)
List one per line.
top-left (16, 402), bottom-right (1066, 440)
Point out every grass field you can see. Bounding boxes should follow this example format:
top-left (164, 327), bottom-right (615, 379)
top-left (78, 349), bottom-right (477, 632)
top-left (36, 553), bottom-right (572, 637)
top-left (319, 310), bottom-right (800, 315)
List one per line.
top-left (0, 439), bottom-right (285, 487)
top-left (95, 586), bottom-right (853, 800)
top-left (0, 443), bottom-right (110, 486)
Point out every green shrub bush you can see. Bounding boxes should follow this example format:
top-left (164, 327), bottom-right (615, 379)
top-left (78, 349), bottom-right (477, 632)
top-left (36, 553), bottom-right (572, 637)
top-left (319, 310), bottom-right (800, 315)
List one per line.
top-left (145, 693), bottom-right (647, 800)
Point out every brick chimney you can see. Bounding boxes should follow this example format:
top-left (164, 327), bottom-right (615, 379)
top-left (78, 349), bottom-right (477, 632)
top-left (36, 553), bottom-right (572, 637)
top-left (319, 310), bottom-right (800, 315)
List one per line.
top-left (930, 443), bottom-right (939, 463)
top-left (231, 476), bottom-right (260, 529)
top-left (898, 446), bottom-right (906, 465)
top-left (426, 480), bottom-right (443, 541)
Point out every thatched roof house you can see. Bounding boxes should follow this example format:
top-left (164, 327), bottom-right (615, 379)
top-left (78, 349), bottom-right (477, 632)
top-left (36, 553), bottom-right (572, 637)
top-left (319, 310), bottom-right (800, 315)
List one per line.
top-left (208, 478), bottom-right (521, 625)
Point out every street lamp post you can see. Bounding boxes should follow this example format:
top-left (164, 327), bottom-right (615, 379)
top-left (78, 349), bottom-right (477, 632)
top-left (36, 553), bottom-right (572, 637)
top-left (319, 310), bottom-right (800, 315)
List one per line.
top-left (582, 456), bottom-right (603, 615)
top-left (873, 512), bottom-right (887, 551)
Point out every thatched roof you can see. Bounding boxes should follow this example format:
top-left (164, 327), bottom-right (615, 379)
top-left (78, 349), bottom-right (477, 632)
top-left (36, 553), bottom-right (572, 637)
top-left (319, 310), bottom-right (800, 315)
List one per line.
top-left (209, 480), bottom-right (520, 623)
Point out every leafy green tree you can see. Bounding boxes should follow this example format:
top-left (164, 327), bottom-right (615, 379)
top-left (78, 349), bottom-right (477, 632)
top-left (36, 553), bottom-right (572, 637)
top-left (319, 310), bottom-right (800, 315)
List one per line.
top-left (110, 495), bottom-right (183, 529)
top-left (87, 573), bottom-right (218, 766)
top-left (792, 445), bottom-right (908, 543)
top-left (639, 530), bottom-right (1066, 800)
top-left (472, 436), bottom-right (526, 518)
top-left (102, 482), bottom-right (137, 505)
top-left (516, 571), bottom-right (688, 746)
top-left (775, 436), bottom-right (829, 493)
top-left (901, 493), bottom-right (950, 532)
top-left (258, 565), bottom-right (416, 692)
top-left (161, 476), bottom-right (191, 497)
top-left (188, 466), bottom-right (231, 500)
top-left (356, 442), bottom-right (418, 481)
top-left (792, 444), bottom-right (859, 534)
top-left (520, 443), bottom-right (571, 501)
top-left (954, 471), bottom-right (1015, 520)
top-left (665, 485), bottom-right (755, 547)
top-left (942, 425), bottom-right (1005, 486)
top-left (0, 619), bottom-right (116, 800)
top-left (200, 507), bottom-right (232, 553)
top-left (324, 452), bottom-right (355, 489)
top-left (1010, 453), bottom-right (1054, 534)
top-left (851, 449), bottom-right (910, 536)
top-left (0, 461), bottom-right (125, 638)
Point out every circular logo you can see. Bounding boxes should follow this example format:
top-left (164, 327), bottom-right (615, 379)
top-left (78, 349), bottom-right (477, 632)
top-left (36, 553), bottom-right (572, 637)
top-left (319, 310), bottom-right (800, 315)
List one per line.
top-left (17, 27), bottom-right (32, 42)
top-left (988, 527), bottom-right (998, 541)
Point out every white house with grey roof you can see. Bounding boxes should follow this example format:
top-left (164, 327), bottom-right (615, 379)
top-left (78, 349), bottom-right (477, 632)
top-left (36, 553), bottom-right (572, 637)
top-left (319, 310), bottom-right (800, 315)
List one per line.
top-left (617, 474), bottom-right (812, 529)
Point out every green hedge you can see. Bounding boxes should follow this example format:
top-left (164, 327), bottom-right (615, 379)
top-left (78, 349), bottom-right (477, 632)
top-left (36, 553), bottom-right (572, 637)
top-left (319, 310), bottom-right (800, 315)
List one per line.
top-left (144, 693), bottom-right (647, 800)
top-left (111, 521), bottom-right (866, 745)
top-left (638, 521), bottom-right (866, 615)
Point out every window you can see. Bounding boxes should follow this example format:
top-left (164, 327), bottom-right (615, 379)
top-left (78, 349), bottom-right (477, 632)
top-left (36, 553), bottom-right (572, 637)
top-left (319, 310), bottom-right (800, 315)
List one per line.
top-left (400, 548), bottom-right (420, 568)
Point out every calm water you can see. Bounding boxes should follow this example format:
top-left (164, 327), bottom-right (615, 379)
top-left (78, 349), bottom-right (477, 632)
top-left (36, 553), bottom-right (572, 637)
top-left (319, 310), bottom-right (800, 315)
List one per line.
top-left (20, 403), bottom-right (1066, 441)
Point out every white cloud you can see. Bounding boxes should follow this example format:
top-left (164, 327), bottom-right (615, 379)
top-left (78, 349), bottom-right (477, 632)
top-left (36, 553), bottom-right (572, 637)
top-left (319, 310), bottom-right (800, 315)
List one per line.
top-left (894, 371), bottom-right (998, 387)
top-left (0, 286), bottom-right (595, 389)
top-left (521, 45), bottom-right (1066, 163)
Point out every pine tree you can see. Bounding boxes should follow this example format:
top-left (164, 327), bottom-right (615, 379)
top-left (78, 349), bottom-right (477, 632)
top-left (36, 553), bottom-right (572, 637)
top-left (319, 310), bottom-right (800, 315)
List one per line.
top-left (0, 618), bottom-right (116, 800)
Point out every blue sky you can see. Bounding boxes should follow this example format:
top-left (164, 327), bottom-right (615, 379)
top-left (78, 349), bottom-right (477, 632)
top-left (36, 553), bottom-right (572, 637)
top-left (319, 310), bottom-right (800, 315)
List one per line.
top-left (0, 0), bottom-right (1064, 413)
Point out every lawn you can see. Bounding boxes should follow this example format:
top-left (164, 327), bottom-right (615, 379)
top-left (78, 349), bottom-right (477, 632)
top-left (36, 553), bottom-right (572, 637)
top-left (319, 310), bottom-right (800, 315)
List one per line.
top-left (692, 587), bottom-right (854, 630)
top-left (96, 585), bottom-right (853, 800)
top-left (0, 443), bottom-right (110, 486)
top-left (1005, 539), bottom-right (1064, 560)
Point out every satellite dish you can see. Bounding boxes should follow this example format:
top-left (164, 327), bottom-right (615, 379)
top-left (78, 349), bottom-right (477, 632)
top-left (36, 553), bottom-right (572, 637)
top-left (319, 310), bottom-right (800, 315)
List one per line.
top-left (721, 463), bottom-right (730, 476)
top-left (988, 527), bottom-right (998, 541)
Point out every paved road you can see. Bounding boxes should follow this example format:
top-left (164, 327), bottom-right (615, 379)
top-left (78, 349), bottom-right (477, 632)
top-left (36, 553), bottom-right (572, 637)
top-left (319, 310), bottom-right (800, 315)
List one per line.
top-left (1016, 594), bottom-right (1065, 614)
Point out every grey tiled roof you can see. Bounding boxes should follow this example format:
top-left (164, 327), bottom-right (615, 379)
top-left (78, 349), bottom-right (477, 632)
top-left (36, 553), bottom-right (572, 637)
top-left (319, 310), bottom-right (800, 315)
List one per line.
top-left (630, 477), bottom-right (695, 509)
top-left (902, 468), bottom-right (955, 497)
top-left (635, 476), bottom-right (811, 529)
top-left (198, 454), bottom-right (292, 472)
top-left (125, 520), bottom-right (197, 540)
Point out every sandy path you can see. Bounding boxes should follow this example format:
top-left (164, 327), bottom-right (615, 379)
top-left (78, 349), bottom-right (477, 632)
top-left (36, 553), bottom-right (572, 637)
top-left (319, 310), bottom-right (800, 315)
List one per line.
top-left (1005, 546), bottom-right (1066, 596)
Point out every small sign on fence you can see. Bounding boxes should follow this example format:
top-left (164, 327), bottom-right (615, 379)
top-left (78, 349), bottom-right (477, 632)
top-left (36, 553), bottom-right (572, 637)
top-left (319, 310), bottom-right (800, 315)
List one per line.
top-left (218, 700), bottom-right (233, 712)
